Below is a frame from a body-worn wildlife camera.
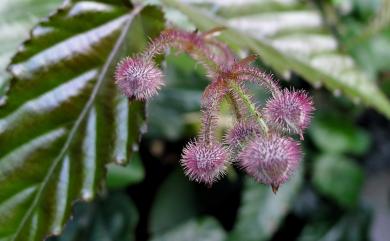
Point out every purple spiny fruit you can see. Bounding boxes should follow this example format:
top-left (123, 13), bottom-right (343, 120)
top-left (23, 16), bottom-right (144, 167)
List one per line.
top-left (264, 89), bottom-right (314, 139)
top-left (144, 28), bottom-right (211, 64)
top-left (114, 28), bottom-right (314, 189)
top-left (180, 141), bottom-right (229, 185)
top-left (225, 121), bottom-right (260, 150)
top-left (239, 135), bottom-right (301, 192)
top-left (115, 57), bottom-right (164, 100)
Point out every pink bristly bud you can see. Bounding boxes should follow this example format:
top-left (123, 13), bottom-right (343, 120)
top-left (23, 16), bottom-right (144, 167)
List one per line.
top-left (225, 121), bottom-right (261, 150)
top-left (114, 57), bottom-right (164, 100)
top-left (264, 89), bottom-right (314, 139)
top-left (180, 141), bottom-right (229, 185)
top-left (239, 135), bottom-right (301, 191)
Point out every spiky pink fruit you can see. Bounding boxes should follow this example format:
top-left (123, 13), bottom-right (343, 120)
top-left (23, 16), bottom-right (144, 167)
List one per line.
top-left (180, 141), bottom-right (229, 185)
top-left (264, 89), bottom-right (314, 139)
top-left (239, 135), bottom-right (301, 191)
top-left (114, 57), bottom-right (163, 100)
top-left (225, 121), bottom-right (260, 149)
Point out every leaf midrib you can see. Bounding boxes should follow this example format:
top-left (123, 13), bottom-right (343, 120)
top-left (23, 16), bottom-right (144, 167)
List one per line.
top-left (10, 5), bottom-right (145, 240)
top-left (160, 0), bottom-right (390, 118)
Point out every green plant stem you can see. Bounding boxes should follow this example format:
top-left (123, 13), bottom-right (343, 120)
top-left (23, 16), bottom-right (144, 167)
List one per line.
top-left (226, 91), bottom-right (242, 120)
top-left (229, 81), bottom-right (268, 134)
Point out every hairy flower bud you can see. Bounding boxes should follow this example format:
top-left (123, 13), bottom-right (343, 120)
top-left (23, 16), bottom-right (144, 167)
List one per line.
top-left (114, 57), bottom-right (163, 100)
top-left (239, 135), bottom-right (301, 191)
top-left (180, 141), bottom-right (229, 185)
top-left (112, 28), bottom-right (314, 191)
top-left (225, 121), bottom-right (260, 150)
top-left (264, 89), bottom-right (313, 139)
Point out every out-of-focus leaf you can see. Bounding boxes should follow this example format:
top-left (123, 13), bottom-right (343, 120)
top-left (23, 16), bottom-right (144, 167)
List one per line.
top-left (150, 217), bottom-right (226, 241)
top-left (349, 34), bottom-right (390, 76)
top-left (147, 54), bottom-right (208, 140)
top-left (0, 2), bottom-right (164, 240)
top-left (309, 114), bottom-right (371, 155)
top-left (160, 0), bottom-right (390, 118)
top-left (47, 192), bottom-right (138, 241)
top-left (106, 153), bottom-right (145, 189)
top-left (312, 154), bottom-right (364, 209)
top-left (298, 208), bottom-right (371, 241)
top-left (355, 0), bottom-right (390, 38)
top-left (229, 167), bottom-right (303, 241)
top-left (0, 0), bottom-right (63, 95)
top-left (149, 169), bottom-right (197, 235)
top-left (334, 0), bottom-right (390, 76)
top-left (298, 222), bottom-right (332, 241)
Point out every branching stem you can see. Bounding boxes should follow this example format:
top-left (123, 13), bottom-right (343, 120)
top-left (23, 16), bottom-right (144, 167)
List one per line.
top-left (226, 91), bottom-right (242, 120)
top-left (229, 81), bottom-right (269, 134)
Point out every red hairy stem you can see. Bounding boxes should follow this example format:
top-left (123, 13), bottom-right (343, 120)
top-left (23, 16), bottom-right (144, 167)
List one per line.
top-left (226, 91), bottom-right (243, 120)
top-left (229, 81), bottom-right (269, 134)
top-left (234, 65), bottom-right (281, 96)
top-left (205, 39), bottom-right (235, 68)
top-left (227, 82), bottom-right (254, 119)
top-left (201, 26), bottom-right (227, 38)
top-left (143, 28), bottom-right (220, 76)
top-left (114, 27), bottom-right (315, 190)
top-left (199, 78), bottom-right (228, 145)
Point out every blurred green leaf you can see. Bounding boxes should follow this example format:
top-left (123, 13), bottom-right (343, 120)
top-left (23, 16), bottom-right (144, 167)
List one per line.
top-left (229, 167), bottom-right (303, 241)
top-left (148, 54), bottom-right (208, 140)
top-left (309, 114), bottom-right (371, 155)
top-left (149, 169), bottom-right (197, 235)
top-left (48, 192), bottom-right (138, 241)
top-left (106, 153), bottom-right (145, 189)
top-left (349, 34), bottom-right (390, 76)
top-left (298, 208), bottom-right (371, 241)
top-left (312, 154), bottom-right (364, 209)
top-left (0, 0), bottom-right (63, 94)
top-left (150, 217), bottom-right (226, 241)
top-left (335, 0), bottom-right (390, 75)
top-left (160, 0), bottom-right (390, 118)
top-left (0, 1), bottom-right (164, 240)
top-left (349, 0), bottom-right (383, 21)
top-left (352, 0), bottom-right (390, 45)
top-left (298, 222), bottom-right (333, 241)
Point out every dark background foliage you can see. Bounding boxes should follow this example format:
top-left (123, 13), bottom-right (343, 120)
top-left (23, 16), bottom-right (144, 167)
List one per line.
top-left (1, 0), bottom-right (390, 241)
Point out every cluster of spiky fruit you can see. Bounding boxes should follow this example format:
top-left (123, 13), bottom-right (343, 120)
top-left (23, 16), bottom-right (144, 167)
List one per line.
top-left (114, 28), bottom-right (314, 192)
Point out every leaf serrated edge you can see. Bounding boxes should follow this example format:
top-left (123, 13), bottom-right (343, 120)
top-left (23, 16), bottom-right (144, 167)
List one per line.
top-left (160, 0), bottom-right (390, 118)
top-left (0, 0), bottom-right (69, 98)
top-left (10, 4), bottom-right (145, 241)
top-left (5, 0), bottom-right (69, 78)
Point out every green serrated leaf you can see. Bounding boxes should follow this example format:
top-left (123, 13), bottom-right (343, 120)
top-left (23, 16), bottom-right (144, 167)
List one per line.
top-left (0, 2), bottom-right (164, 240)
top-left (150, 217), bottom-right (226, 241)
top-left (312, 154), bottom-right (364, 209)
top-left (149, 169), bottom-right (197, 235)
top-left (229, 167), bottom-right (303, 241)
top-left (0, 0), bottom-right (63, 95)
top-left (160, 0), bottom-right (390, 118)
